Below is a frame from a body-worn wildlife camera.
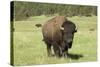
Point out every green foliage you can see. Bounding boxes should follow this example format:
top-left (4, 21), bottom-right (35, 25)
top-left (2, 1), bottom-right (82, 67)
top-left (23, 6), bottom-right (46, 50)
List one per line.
top-left (12, 1), bottom-right (97, 21)
top-left (13, 16), bottom-right (97, 65)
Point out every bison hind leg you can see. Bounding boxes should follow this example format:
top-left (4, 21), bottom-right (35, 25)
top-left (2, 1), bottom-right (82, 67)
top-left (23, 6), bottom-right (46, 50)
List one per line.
top-left (46, 42), bottom-right (53, 57)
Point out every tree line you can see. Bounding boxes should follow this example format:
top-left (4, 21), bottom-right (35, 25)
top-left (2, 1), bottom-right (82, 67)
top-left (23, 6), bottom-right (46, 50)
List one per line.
top-left (11, 1), bottom-right (97, 21)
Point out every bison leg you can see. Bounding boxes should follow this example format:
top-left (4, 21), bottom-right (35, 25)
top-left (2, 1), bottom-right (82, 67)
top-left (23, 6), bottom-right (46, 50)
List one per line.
top-left (62, 50), bottom-right (68, 58)
top-left (62, 48), bottom-right (69, 58)
top-left (46, 43), bottom-right (52, 57)
top-left (53, 43), bottom-right (62, 57)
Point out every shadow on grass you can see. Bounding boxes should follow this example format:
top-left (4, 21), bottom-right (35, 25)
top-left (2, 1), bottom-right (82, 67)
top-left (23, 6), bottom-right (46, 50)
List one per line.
top-left (67, 53), bottom-right (83, 60)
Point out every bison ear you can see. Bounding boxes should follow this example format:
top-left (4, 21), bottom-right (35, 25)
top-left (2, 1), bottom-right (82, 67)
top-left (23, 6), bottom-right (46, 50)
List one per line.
top-left (60, 26), bottom-right (64, 30)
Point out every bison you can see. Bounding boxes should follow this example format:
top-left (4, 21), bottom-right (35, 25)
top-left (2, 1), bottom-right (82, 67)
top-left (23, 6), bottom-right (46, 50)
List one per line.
top-left (42, 16), bottom-right (77, 57)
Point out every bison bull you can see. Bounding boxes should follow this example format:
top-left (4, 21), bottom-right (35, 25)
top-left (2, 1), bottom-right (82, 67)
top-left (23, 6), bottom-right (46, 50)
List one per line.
top-left (42, 16), bottom-right (77, 57)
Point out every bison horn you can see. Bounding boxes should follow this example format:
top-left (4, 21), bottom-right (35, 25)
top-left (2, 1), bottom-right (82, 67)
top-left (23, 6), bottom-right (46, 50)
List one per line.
top-left (75, 26), bottom-right (78, 32)
top-left (60, 26), bottom-right (64, 30)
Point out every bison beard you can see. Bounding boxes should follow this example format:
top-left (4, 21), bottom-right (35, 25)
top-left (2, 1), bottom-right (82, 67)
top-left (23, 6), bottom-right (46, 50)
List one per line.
top-left (42, 16), bottom-right (77, 57)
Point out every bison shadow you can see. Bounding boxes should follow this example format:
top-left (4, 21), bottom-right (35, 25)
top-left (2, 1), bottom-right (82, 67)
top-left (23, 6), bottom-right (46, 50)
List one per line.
top-left (67, 53), bottom-right (83, 60)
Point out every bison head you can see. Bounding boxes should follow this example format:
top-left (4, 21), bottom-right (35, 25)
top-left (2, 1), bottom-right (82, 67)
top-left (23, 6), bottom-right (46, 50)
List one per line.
top-left (60, 21), bottom-right (77, 51)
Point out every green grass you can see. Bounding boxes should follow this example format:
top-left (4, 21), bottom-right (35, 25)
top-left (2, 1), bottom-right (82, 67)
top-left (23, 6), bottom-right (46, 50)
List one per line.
top-left (13, 16), bottom-right (97, 65)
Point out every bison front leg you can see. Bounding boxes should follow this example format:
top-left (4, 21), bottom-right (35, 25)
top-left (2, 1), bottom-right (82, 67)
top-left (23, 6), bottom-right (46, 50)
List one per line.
top-left (53, 43), bottom-right (62, 57)
top-left (62, 47), bottom-right (69, 58)
top-left (62, 50), bottom-right (68, 58)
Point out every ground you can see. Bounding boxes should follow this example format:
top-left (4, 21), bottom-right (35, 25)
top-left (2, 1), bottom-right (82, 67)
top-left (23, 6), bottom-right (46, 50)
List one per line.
top-left (13, 15), bottom-right (97, 65)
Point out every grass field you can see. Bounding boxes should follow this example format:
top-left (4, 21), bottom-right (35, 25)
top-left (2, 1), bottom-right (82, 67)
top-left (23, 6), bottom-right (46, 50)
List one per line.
top-left (13, 15), bottom-right (97, 65)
